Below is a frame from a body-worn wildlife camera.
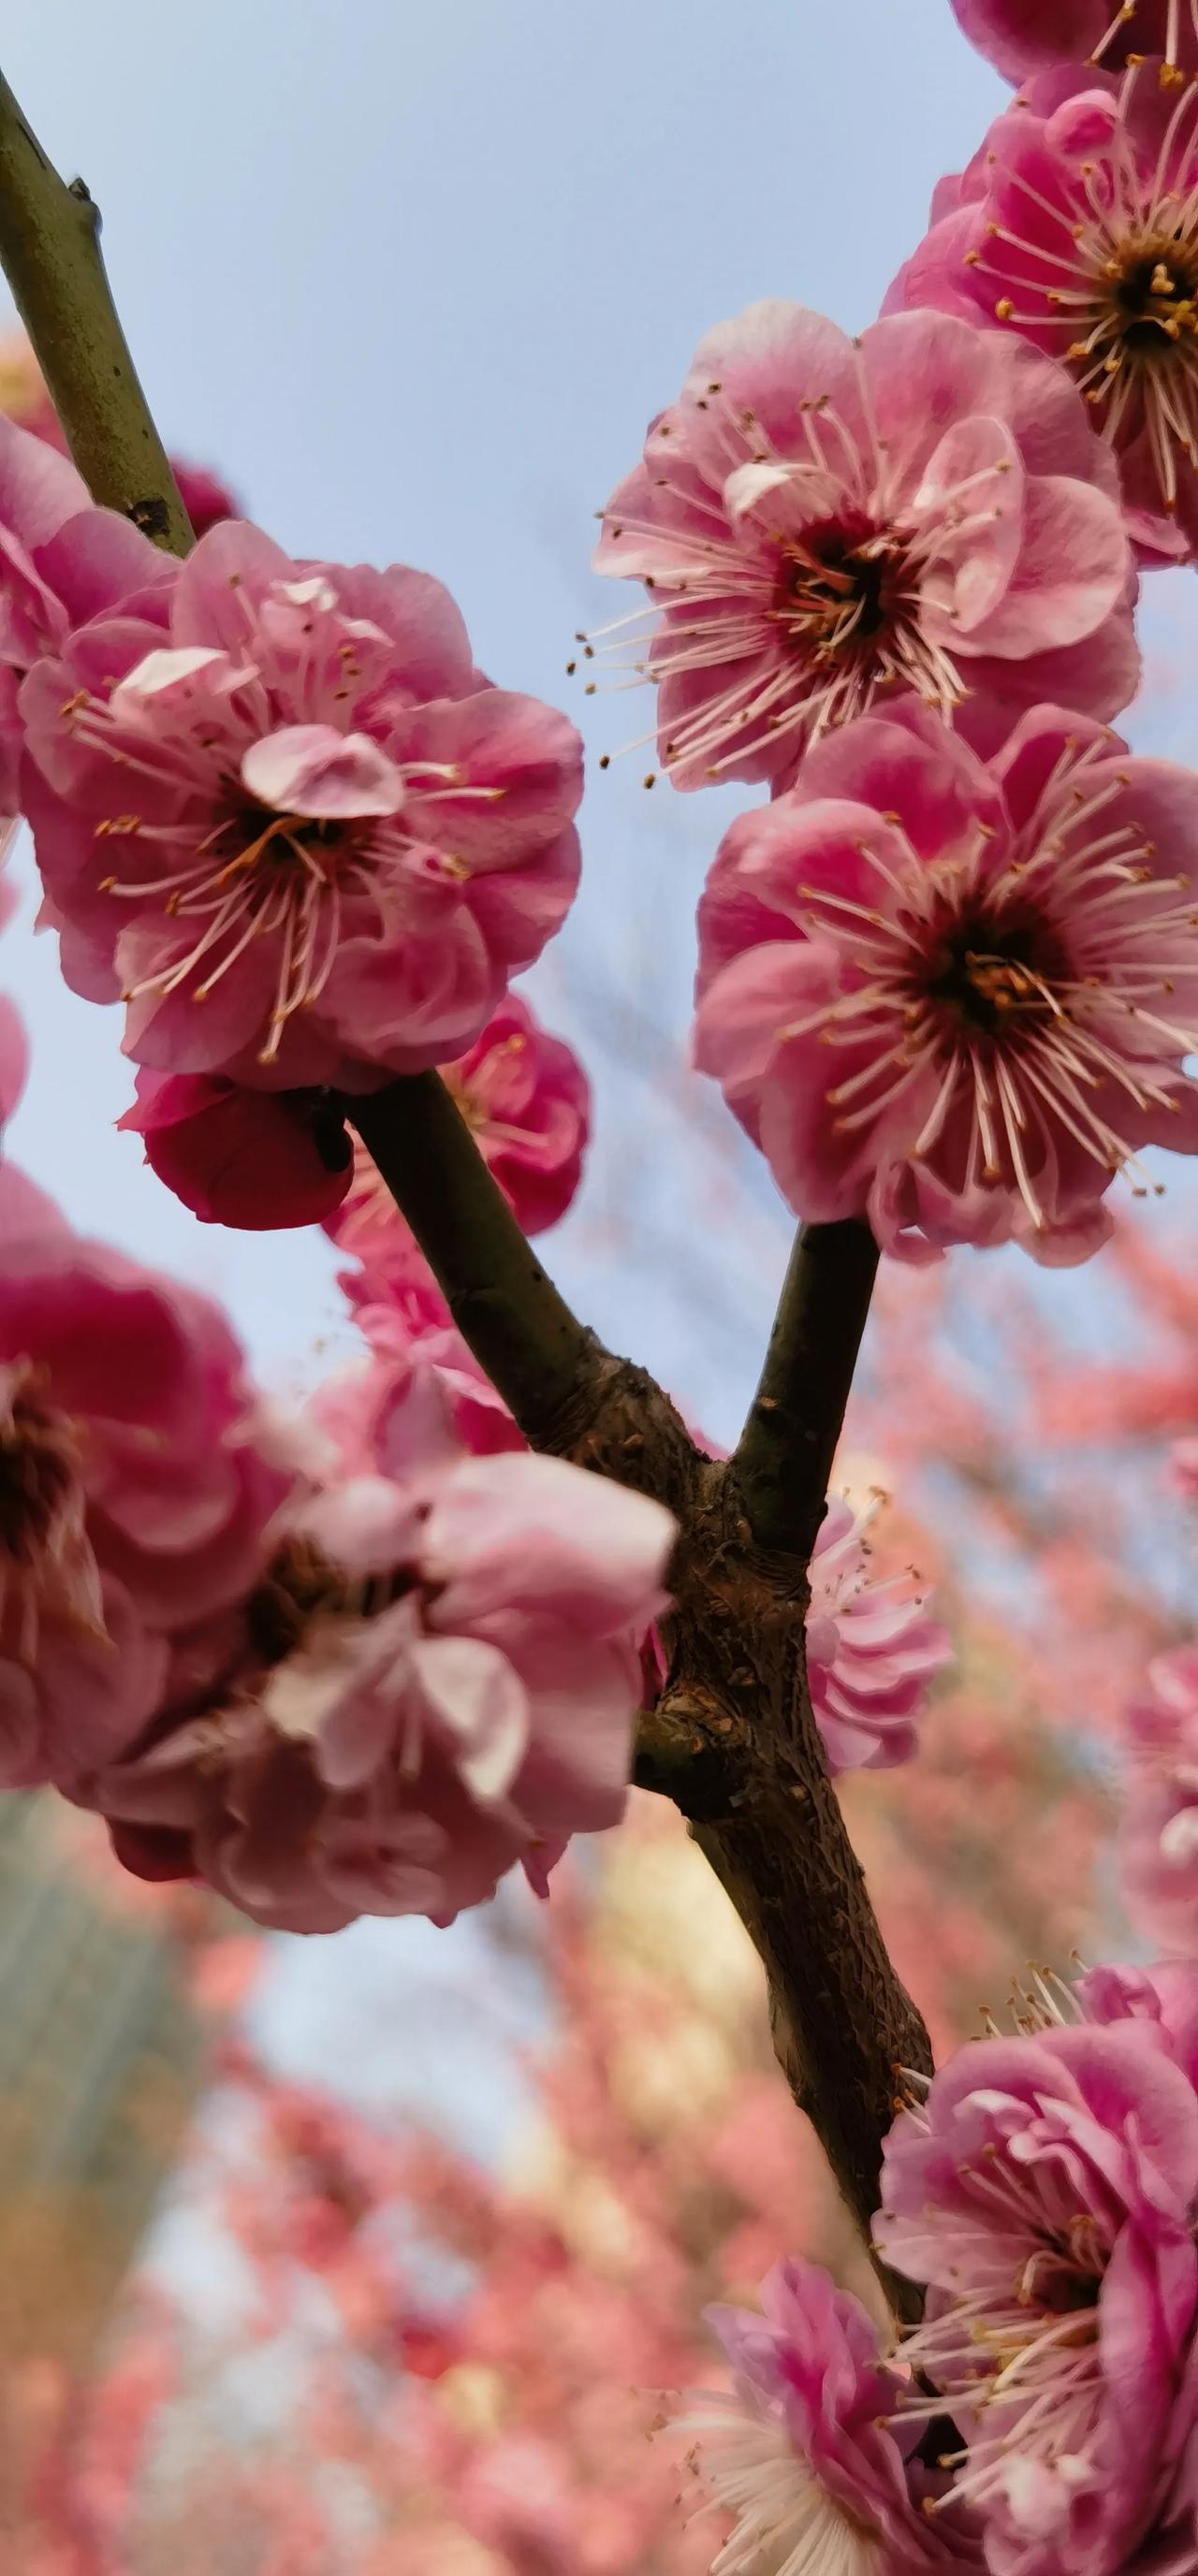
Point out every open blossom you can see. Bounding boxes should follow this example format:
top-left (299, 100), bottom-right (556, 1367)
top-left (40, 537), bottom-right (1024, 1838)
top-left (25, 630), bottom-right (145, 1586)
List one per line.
top-left (888, 69), bottom-right (1198, 564)
top-left (0, 328), bottom-right (239, 540)
top-left (0, 413), bottom-right (167, 822)
top-left (590, 301), bottom-right (1135, 792)
top-left (807, 1495), bottom-right (950, 1773)
top-left (694, 701), bottom-right (1198, 1265)
top-left (949, 0), bottom-right (1198, 80)
top-left (877, 2003), bottom-right (1198, 2574)
top-left (119, 1069), bottom-right (353, 1230)
top-left (329, 995), bottom-right (591, 1272)
top-left (687, 2258), bottom-right (978, 2576)
top-left (1119, 1649), bottom-right (1198, 1954)
top-left (19, 520), bottom-right (583, 1091)
top-left (82, 1453), bottom-right (675, 1933)
top-left (0, 1177), bottom-right (293, 1793)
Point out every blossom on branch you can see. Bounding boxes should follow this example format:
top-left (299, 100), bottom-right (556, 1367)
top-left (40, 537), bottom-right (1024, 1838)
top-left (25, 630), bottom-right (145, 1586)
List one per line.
top-left (807, 1494), bottom-right (951, 1773)
top-left (82, 1450), bottom-right (675, 1932)
top-left (0, 412), bottom-right (168, 823)
top-left (19, 521), bottom-right (583, 1091)
top-left (327, 994), bottom-right (591, 1265)
top-left (119, 1068), bottom-right (353, 1230)
top-left (887, 68), bottom-right (1198, 565)
top-left (0, 1176), bottom-right (293, 1793)
top-left (315, 1259), bottom-right (525, 1472)
top-left (591, 302), bottom-right (1135, 791)
top-left (694, 702), bottom-right (1198, 1265)
top-left (949, 0), bottom-right (1198, 81)
top-left (877, 1987), bottom-right (1198, 2574)
top-left (687, 2257), bottom-right (978, 2576)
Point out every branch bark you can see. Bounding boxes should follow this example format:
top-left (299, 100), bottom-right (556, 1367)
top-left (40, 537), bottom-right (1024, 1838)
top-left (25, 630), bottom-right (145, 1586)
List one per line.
top-left (0, 69), bottom-right (190, 551)
top-left (0, 59), bottom-right (929, 2281)
top-left (735, 1219), bottom-right (880, 1555)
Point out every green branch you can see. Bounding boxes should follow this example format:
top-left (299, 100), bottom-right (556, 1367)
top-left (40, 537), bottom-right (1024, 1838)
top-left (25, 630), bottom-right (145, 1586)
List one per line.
top-left (0, 68), bottom-right (190, 551)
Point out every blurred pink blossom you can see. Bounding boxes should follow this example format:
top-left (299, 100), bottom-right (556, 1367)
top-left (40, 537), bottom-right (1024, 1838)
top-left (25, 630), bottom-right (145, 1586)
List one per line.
top-left (694, 701), bottom-right (1198, 1265)
top-left (0, 1180), bottom-right (294, 1792)
top-left (85, 1452), bottom-right (674, 1932)
top-left (592, 300), bottom-right (1134, 792)
top-left (807, 1494), bottom-right (950, 1773)
top-left (20, 521), bottom-right (583, 1091)
top-left (0, 412), bottom-right (167, 820)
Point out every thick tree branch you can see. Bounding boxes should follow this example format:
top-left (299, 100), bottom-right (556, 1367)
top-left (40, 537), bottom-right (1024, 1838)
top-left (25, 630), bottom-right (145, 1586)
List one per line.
top-left (0, 60), bottom-right (928, 2278)
top-left (0, 68), bottom-right (190, 550)
top-left (734, 1218), bottom-right (880, 1556)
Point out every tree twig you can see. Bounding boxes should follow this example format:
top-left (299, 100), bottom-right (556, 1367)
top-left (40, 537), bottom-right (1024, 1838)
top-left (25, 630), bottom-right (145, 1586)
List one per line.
top-left (734, 1218), bottom-right (880, 1555)
top-left (0, 67), bottom-right (190, 551)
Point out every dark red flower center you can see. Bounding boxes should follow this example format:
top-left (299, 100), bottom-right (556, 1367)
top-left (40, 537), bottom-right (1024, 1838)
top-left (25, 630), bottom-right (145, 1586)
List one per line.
top-left (778, 517), bottom-right (897, 658)
top-left (925, 908), bottom-right (1071, 1041)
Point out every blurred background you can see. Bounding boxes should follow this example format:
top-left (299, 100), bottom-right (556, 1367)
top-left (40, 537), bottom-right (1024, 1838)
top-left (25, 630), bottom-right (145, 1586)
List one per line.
top-left (1, 3), bottom-right (1196, 2567)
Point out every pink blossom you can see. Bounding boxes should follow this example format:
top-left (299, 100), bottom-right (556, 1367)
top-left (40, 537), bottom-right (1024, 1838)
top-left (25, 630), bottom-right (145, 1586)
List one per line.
top-left (689, 2257), bottom-right (979, 2575)
top-left (120, 1069), bottom-right (353, 1230)
top-left (694, 701), bottom-right (1198, 1266)
top-left (84, 1452), bottom-right (675, 1933)
top-left (877, 2015), bottom-right (1198, 2573)
top-left (319, 1240), bottom-right (524, 1471)
top-left (1077, 1960), bottom-right (1198, 2090)
top-left (19, 520), bottom-right (583, 1091)
top-left (888, 68), bottom-right (1198, 565)
top-left (1119, 1650), bottom-right (1198, 1955)
top-left (0, 414), bottom-right (168, 820)
top-left (807, 1494), bottom-right (951, 1773)
top-left (949, 0), bottom-right (1198, 81)
top-left (329, 996), bottom-right (591, 1274)
top-left (590, 301), bottom-right (1135, 792)
top-left (0, 1184), bottom-right (293, 1792)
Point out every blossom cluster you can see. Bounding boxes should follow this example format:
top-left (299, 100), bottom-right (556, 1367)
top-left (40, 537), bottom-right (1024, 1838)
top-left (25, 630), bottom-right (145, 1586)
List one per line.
top-left (582, 0), bottom-right (1198, 1265)
top-left (0, 1141), bottom-right (676, 1930)
top-left (696, 1960), bottom-right (1198, 2576)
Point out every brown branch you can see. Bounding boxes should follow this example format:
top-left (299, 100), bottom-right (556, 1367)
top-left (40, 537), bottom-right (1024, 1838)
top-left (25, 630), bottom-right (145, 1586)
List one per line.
top-left (0, 68), bottom-right (190, 551)
top-left (0, 59), bottom-right (929, 2278)
top-left (734, 1218), bottom-right (880, 1555)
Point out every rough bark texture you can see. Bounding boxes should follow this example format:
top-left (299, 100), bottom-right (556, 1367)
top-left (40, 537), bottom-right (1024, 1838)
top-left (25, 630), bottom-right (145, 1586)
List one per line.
top-left (0, 70), bottom-right (933, 2292)
top-left (355, 1080), bottom-right (932, 2267)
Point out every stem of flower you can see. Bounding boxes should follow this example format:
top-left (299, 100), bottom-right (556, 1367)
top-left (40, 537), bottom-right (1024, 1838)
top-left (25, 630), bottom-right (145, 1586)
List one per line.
top-left (736, 1219), bottom-right (881, 1554)
top-left (0, 67), bottom-right (191, 551)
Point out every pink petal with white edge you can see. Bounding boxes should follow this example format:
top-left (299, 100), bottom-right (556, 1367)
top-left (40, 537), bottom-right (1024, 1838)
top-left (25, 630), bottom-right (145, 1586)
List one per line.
top-left (241, 724), bottom-right (407, 819)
